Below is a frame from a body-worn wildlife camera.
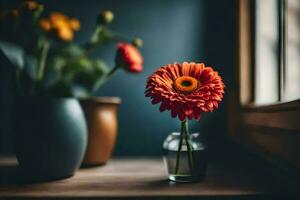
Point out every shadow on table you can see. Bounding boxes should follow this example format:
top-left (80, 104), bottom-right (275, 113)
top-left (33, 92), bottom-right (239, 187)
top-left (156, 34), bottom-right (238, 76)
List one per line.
top-left (0, 164), bottom-right (67, 186)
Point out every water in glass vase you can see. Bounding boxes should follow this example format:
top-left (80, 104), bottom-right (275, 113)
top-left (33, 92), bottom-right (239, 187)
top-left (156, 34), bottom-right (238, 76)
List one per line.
top-left (163, 132), bottom-right (208, 182)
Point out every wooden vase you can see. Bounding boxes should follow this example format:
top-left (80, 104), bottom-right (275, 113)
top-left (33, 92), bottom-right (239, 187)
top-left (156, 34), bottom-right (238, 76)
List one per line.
top-left (80, 97), bottom-right (121, 167)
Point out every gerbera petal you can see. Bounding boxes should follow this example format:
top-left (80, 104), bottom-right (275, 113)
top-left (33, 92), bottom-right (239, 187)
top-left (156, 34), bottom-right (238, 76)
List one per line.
top-left (184, 107), bottom-right (193, 116)
top-left (187, 113), bottom-right (193, 120)
top-left (182, 62), bottom-right (190, 76)
top-left (171, 108), bottom-right (178, 118)
top-left (159, 100), bottom-right (170, 112)
top-left (168, 64), bottom-right (180, 79)
top-left (151, 97), bottom-right (161, 104)
top-left (194, 63), bottom-right (205, 79)
top-left (178, 111), bottom-right (186, 121)
top-left (193, 109), bottom-right (201, 120)
top-left (213, 101), bottom-right (219, 108)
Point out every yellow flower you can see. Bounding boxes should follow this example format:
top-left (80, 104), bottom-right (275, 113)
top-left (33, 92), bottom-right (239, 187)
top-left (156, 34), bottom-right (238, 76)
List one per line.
top-left (50, 12), bottom-right (68, 22)
top-left (56, 26), bottom-right (74, 41)
top-left (25, 1), bottom-right (38, 10)
top-left (69, 18), bottom-right (80, 31)
top-left (39, 19), bottom-right (51, 32)
top-left (51, 18), bottom-right (70, 30)
top-left (25, 1), bottom-right (39, 11)
top-left (40, 12), bottom-right (80, 42)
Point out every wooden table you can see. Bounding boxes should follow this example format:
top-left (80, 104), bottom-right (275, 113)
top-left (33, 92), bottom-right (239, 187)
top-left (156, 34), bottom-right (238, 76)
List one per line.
top-left (0, 156), bottom-right (297, 199)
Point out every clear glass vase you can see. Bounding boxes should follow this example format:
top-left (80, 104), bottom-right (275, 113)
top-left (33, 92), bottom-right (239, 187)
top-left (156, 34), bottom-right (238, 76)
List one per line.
top-left (163, 132), bottom-right (208, 182)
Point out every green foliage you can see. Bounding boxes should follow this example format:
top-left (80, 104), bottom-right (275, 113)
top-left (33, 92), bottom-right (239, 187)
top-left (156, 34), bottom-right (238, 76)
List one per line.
top-left (0, 40), bottom-right (109, 97)
top-left (0, 41), bottom-right (37, 95)
top-left (86, 25), bottom-right (115, 52)
top-left (0, 3), bottom-right (141, 98)
top-left (0, 41), bottom-right (24, 69)
top-left (48, 44), bottom-right (109, 97)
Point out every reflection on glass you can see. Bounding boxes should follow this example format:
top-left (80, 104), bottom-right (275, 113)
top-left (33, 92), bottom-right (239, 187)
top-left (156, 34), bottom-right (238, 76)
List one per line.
top-left (285, 0), bottom-right (300, 101)
top-left (255, 0), bottom-right (279, 105)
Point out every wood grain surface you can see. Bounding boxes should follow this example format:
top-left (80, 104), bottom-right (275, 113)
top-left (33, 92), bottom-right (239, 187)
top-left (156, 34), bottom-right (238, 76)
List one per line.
top-left (0, 156), bottom-right (295, 199)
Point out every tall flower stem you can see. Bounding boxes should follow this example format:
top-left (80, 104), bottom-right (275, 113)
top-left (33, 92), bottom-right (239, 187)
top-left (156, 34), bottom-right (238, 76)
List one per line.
top-left (85, 25), bottom-right (132, 56)
top-left (175, 119), bottom-right (194, 176)
top-left (84, 25), bottom-right (104, 54)
top-left (106, 65), bottom-right (119, 80)
top-left (37, 39), bottom-right (51, 82)
top-left (175, 121), bottom-right (184, 175)
top-left (183, 119), bottom-right (194, 173)
top-left (91, 65), bottom-right (119, 93)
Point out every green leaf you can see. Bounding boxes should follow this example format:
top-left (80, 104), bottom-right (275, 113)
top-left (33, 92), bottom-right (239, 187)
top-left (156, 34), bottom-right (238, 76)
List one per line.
top-left (24, 55), bottom-right (38, 80)
top-left (59, 44), bottom-right (83, 57)
top-left (51, 56), bottom-right (67, 72)
top-left (89, 25), bottom-right (104, 45)
top-left (94, 59), bottom-right (109, 72)
top-left (50, 44), bottom-right (84, 72)
top-left (46, 43), bottom-right (109, 97)
top-left (86, 26), bottom-right (115, 50)
top-left (0, 41), bottom-right (24, 69)
top-left (70, 58), bottom-right (109, 93)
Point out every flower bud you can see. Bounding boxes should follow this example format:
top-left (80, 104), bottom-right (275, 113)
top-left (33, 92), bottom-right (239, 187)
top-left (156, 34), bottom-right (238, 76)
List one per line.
top-left (69, 18), bottom-right (81, 31)
top-left (25, 1), bottom-right (39, 11)
top-left (115, 43), bottom-right (143, 73)
top-left (39, 18), bottom-right (51, 32)
top-left (50, 12), bottom-right (68, 23)
top-left (97, 10), bottom-right (114, 25)
top-left (56, 26), bottom-right (74, 41)
top-left (132, 38), bottom-right (143, 48)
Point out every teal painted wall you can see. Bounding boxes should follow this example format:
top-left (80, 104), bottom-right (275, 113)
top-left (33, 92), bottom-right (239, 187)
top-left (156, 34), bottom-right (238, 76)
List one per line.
top-left (0, 0), bottom-right (236, 156)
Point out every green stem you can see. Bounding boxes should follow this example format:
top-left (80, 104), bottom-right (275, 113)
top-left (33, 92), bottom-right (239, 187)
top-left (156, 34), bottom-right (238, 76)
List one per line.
top-left (84, 26), bottom-right (131, 56)
top-left (91, 65), bottom-right (119, 93)
top-left (84, 25), bottom-right (104, 55)
top-left (106, 65), bottom-right (119, 79)
top-left (37, 39), bottom-right (51, 82)
top-left (183, 119), bottom-right (194, 173)
top-left (175, 122), bottom-right (184, 175)
top-left (110, 31), bottom-right (131, 42)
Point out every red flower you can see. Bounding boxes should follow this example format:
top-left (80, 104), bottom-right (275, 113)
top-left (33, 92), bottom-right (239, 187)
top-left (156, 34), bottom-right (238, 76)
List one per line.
top-left (115, 43), bottom-right (143, 73)
top-left (145, 62), bottom-right (225, 121)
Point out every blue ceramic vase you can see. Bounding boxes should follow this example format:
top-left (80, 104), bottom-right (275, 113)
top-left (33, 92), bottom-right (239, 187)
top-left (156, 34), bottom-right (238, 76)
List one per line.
top-left (13, 97), bottom-right (87, 181)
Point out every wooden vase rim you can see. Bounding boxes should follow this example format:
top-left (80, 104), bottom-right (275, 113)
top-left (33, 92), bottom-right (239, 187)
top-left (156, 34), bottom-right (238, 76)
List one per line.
top-left (80, 97), bottom-right (122, 105)
top-left (17, 96), bottom-right (78, 100)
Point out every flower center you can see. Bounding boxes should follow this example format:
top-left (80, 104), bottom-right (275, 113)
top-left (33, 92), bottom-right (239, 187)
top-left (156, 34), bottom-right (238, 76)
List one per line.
top-left (174, 76), bottom-right (199, 93)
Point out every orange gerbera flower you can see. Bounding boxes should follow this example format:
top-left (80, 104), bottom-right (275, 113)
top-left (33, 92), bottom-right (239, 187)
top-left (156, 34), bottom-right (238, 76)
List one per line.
top-left (145, 62), bottom-right (225, 121)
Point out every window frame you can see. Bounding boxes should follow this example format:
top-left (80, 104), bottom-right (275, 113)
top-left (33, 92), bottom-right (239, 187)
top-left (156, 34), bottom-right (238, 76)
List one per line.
top-left (231, 0), bottom-right (300, 176)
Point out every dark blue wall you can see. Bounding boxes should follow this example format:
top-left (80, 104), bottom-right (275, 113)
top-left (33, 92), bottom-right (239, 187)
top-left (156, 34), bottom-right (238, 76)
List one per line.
top-left (0, 0), bottom-right (236, 156)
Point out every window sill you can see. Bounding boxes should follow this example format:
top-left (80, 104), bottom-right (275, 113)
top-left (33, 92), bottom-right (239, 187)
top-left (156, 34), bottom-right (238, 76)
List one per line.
top-left (240, 99), bottom-right (300, 112)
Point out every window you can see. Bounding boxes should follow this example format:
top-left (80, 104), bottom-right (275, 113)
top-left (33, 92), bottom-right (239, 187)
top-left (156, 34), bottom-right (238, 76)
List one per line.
top-left (232, 0), bottom-right (300, 177)
top-left (239, 0), bottom-right (300, 105)
top-left (285, 0), bottom-right (300, 101)
top-left (255, 0), bottom-right (279, 104)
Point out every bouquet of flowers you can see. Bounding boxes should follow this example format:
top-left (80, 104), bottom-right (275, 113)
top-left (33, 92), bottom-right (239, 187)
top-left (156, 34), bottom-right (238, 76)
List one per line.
top-left (0, 0), bottom-right (143, 98)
